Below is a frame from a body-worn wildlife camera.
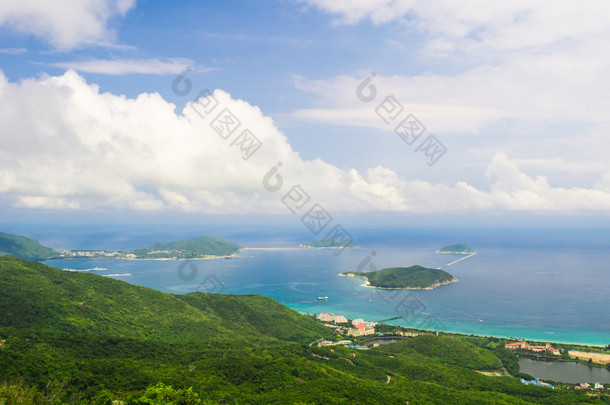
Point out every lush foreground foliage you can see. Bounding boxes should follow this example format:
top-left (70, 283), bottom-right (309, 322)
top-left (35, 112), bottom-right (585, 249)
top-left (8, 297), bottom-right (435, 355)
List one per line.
top-left (0, 257), bottom-right (606, 404)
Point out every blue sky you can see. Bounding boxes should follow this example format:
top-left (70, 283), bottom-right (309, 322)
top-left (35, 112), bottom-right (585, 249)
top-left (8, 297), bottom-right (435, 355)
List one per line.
top-left (1, 0), bottom-right (610, 226)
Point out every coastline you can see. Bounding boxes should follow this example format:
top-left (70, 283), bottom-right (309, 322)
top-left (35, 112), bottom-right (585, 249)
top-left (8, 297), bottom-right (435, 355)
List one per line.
top-left (55, 253), bottom-right (239, 261)
top-left (338, 272), bottom-right (459, 290)
top-left (297, 304), bottom-right (608, 348)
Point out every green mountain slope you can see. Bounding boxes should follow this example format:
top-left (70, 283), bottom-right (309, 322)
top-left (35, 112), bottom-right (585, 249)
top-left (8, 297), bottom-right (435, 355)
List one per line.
top-left (0, 232), bottom-right (58, 261)
top-left (344, 265), bottom-right (457, 289)
top-left (0, 257), bottom-right (326, 344)
top-left (0, 257), bottom-right (603, 404)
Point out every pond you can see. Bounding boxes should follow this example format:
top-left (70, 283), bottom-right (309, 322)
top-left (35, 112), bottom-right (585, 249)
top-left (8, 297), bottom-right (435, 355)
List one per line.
top-left (519, 358), bottom-right (610, 384)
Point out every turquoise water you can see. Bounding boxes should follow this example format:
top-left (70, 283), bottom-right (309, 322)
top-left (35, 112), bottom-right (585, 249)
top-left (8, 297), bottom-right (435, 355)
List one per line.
top-left (42, 226), bottom-right (610, 347)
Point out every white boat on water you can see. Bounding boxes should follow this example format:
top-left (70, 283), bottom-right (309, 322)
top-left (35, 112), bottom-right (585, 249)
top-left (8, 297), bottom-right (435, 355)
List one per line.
top-left (317, 296), bottom-right (328, 300)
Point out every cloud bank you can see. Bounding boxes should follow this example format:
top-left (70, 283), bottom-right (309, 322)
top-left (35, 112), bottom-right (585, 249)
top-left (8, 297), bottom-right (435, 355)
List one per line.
top-left (0, 71), bottom-right (609, 214)
top-left (0, 0), bottom-right (136, 50)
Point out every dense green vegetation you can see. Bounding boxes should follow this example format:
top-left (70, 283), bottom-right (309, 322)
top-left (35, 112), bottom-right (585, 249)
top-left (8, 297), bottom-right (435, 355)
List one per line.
top-left (0, 232), bottom-right (58, 261)
top-left (302, 239), bottom-right (358, 248)
top-left (132, 236), bottom-right (241, 258)
top-left (0, 257), bottom-right (606, 404)
top-left (438, 244), bottom-right (475, 254)
top-left (343, 265), bottom-right (457, 289)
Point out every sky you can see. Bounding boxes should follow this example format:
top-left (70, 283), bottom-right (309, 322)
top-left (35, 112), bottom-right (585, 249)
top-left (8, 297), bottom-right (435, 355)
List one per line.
top-left (1, 0), bottom-right (610, 228)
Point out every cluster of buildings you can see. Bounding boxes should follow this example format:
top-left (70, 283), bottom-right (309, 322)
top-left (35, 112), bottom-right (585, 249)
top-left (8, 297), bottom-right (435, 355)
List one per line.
top-left (520, 378), bottom-right (554, 389)
top-left (396, 331), bottom-right (419, 337)
top-left (317, 313), bottom-right (377, 336)
top-left (60, 250), bottom-right (136, 259)
top-left (575, 382), bottom-right (604, 390)
top-left (505, 341), bottom-right (561, 355)
top-left (317, 312), bottom-right (348, 324)
top-left (317, 340), bottom-right (352, 347)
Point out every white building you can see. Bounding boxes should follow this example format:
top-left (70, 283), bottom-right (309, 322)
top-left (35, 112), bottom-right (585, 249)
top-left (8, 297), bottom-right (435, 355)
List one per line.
top-left (317, 312), bottom-right (348, 324)
top-left (594, 382), bottom-right (604, 390)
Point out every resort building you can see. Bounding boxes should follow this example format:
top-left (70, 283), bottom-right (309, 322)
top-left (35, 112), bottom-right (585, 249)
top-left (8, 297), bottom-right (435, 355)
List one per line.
top-left (396, 331), bottom-right (419, 337)
top-left (594, 383), bottom-right (604, 390)
top-left (347, 323), bottom-right (375, 337)
top-left (317, 312), bottom-right (348, 324)
top-left (505, 341), bottom-right (560, 355)
top-left (317, 340), bottom-right (352, 347)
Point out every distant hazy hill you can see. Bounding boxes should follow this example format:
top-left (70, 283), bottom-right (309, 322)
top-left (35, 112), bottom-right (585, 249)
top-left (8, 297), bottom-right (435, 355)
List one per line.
top-left (437, 244), bottom-right (474, 254)
top-left (343, 265), bottom-right (457, 289)
top-left (0, 232), bottom-right (58, 261)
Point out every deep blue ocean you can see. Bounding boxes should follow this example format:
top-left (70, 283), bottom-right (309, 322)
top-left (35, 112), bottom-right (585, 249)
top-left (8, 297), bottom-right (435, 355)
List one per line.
top-left (17, 224), bottom-right (608, 346)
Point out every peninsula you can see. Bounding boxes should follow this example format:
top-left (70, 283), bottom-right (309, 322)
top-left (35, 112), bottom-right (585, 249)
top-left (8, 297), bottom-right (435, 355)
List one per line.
top-left (340, 265), bottom-right (458, 289)
top-left (0, 232), bottom-right (241, 261)
top-left (437, 244), bottom-right (475, 254)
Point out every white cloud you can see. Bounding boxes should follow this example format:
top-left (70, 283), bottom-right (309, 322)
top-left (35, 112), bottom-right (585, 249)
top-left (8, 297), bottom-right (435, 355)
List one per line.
top-left (296, 2), bottom-right (610, 129)
top-left (301, 1), bottom-right (610, 55)
top-left (0, 71), bottom-right (609, 214)
top-left (0, 48), bottom-right (27, 55)
top-left (51, 58), bottom-right (207, 75)
top-left (0, 0), bottom-right (136, 50)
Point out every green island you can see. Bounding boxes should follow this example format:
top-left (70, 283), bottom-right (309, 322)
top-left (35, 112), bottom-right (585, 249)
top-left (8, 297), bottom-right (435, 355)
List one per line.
top-left (0, 232), bottom-right (241, 260)
top-left (130, 236), bottom-right (241, 259)
top-left (1, 256), bottom-right (607, 404)
top-left (341, 265), bottom-right (458, 289)
top-left (301, 239), bottom-right (359, 248)
top-left (437, 243), bottom-right (475, 254)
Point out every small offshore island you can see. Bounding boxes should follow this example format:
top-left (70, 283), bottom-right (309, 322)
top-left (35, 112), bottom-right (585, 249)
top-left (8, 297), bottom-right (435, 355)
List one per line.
top-left (340, 265), bottom-right (458, 290)
top-left (437, 244), bottom-right (475, 254)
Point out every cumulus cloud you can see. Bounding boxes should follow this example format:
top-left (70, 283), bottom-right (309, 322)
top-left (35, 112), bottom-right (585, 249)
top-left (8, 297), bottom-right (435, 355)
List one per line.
top-left (0, 71), bottom-right (609, 213)
top-left (0, 0), bottom-right (136, 50)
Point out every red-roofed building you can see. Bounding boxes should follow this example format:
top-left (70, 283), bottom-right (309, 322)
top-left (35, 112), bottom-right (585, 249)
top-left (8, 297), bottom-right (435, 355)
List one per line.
top-left (505, 341), bottom-right (560, 355)
top-left (347, 322), bottom-right (375, 337)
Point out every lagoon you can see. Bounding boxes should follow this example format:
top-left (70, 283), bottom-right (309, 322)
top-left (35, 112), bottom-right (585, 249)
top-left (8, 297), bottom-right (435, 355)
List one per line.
top-left (518, 358), bottom-right (610, 384)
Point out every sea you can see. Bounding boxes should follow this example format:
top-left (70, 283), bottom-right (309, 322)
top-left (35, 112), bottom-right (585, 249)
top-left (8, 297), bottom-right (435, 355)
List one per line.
top-left (11, 223), bottom-right (608, 347)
